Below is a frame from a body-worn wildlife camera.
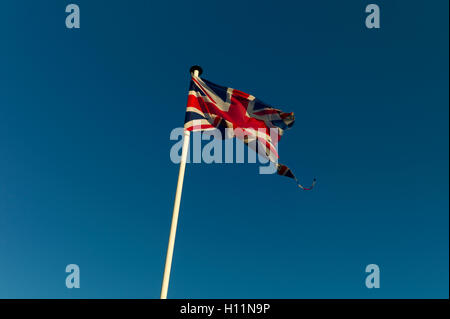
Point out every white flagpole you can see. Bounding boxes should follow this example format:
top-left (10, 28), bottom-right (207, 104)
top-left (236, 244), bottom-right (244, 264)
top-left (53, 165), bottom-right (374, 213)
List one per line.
top-left (160, 66), bottom-right (202, 299)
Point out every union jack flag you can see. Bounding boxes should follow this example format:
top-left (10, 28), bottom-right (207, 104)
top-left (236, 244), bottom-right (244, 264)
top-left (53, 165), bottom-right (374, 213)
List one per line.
top-left (184, 71), bottom-right (315, 190)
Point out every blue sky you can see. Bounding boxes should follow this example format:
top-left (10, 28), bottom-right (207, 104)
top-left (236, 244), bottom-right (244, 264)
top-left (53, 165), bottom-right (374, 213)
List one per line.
top-left (0, 0), bottom-right (448, 298)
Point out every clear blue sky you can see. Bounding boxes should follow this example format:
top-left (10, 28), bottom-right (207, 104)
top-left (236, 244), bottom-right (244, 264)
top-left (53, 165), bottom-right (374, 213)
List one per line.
top-left (0, 0), bottom-right (448, 298)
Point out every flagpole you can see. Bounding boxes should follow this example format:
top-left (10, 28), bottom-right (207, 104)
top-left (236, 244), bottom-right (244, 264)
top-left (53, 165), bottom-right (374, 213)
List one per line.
top-left (160, 66), bottom-right (202, 299)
